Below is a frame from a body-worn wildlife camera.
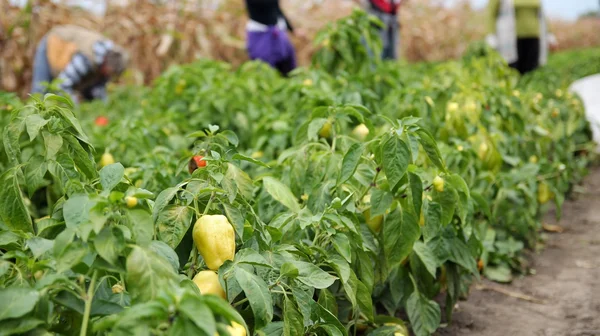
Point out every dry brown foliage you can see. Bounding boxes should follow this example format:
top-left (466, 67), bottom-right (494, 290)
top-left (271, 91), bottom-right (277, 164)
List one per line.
top-left (1, 0), bottom-right (598, 97)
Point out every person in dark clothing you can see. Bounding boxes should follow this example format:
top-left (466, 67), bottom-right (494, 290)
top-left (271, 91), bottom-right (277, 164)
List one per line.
top-left (244, 0), bottom-right (298, 76)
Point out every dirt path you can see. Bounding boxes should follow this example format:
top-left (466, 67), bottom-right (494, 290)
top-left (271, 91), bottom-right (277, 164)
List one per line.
top-left (436, 167), bottom-right (600, 336)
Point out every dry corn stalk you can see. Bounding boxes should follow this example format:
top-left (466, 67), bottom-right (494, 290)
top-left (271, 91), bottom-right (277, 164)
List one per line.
top-left (1, 0), bottom-right (598, 97)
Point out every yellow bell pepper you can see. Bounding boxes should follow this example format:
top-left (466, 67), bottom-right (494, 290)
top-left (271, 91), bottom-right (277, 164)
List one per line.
top-left (193, 215), bottom-right (236, 270)
top-left (363, 208), bottom-right (383, 233)
top-left (225, 321), bottom-right (246, 336)
top-left (193, 270), bottom-right (226, 299)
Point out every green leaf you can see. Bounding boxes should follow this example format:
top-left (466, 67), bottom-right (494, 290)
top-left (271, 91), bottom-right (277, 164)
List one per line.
top-left (234, 267), bottom-right (273, 329)
top-left (317, 289), bottom-right (338, 317)
top-left (327, 254), bottom-right (350, 284)
top-left (220, 130), bottom-right (239, 147)
top-left (42, 131), bottom-right (63, 160)
top-left (226, 163), bottom-right (254, 200)
top-left (332, 234), bottom-right (352, 263)
top-left (291, 260), bottom-right (337, 289)
top-left (223, 203), bottom-right (245, 239)
top-left (382, 137), bottom-right (410, 189)
top-left (356, 249), bottom-right (375, 292)
top-left (432, 188), bottom-right (457, 226)
top-left (415, 129), bottom-right (446, 172)
top-left (63, 194), bottom-right (94, 229)
top-left (370, 188), bottom-right (393, 217)
top-left (470, 192), bottom-right (491, 219)
top-left (24, 155), bottom-right (48, 196)
top-left (337, 143), bottom-right (362, 185)
top-left (413, 241), bottom-right (438, 278)
top-left (148, 240), bottom-right (180, 272)
top-left (0, 260), bottom-right (11, 278)
top-left (63, 135), bottom-right (97, 179)
top-left (26, 237), bottom-right (54, 259)
top-left (262, 177), bottom-right (300, 213)
top-left (235, 249), bottom-right (271, 267)
top-left (0, 288), bottom-right (40, 321)
top-left (406, 288), bottom-right (441, 336)
top-left (430, 236), bottom-right (478, 276)
top-left (484, 265), bottom-right (513, 283)
top-left (0, 168), bottom-right (33, 233)
top-left (99, 163), bottom-right (125, 193)
top-left (152, 187), bottom-right (179, 222)
top-left (356, 279), bottom-right (374, 321)
top-left (156, 205), bottom-right (193, 250)
top-left (178, 292), bottom-right (216, 336)
top-left (423, 202), bottom-right (442, 243)
top-left (232, 153), bottom-right (270, 168)
top-left (0, 317), bottom-right (44, 336)
top-left (0, 231), bottom-right (20, 249)
top-left (55, 243), bottom-right (87, 273)
top-left (383, 207), bottom-right (420, 268)
top-left (280, 262), bottom-right (299, 278)
top-left (24, 114), bottom-right (48, 141)
top-left (447, 237), bottom-right (479, 276)
top-left (126, 246), bottom-right (178, 302)
top-left (291, 285), bottom-right (314, 326)
top-left (409, 172), bottom-right (423, 216)
top-left (171, 316), bottom-right (207, 336)
top-left (261, 322), bottom-right (284, 336)
top-left (202, 295), bottom-right (248, 331)
top-left (283, 298), bottom-right (304, 336)
top-left (94, 227), bottom-right (125, 265)
top-left (310, 301), bottom-right (348, 336)
top-left (445, 174), bottom-right (470, 224)
top-left (3, 117), bottom-right (24, 167)
top-left (127, 208), bottom-right (154, 246)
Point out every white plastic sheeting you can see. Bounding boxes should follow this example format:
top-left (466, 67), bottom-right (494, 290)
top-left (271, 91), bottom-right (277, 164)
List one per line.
top-left (570, 74), bottom-right (600, 152)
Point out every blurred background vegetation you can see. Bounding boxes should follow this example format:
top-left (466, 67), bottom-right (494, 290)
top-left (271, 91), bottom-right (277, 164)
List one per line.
top-left (1, 0), bottom-right (599, 96)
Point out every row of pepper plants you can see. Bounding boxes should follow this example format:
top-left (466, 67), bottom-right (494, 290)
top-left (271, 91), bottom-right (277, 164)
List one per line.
top-left (0, 9), bottom-right (598, 336)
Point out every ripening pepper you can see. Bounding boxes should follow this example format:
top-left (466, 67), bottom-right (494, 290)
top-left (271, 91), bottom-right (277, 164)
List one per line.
top-left (225, 321), bottom-right (246, 336)
top-left (363, 208), bottom-right (383, 233)
top-left (193, 215), bottom-right (235, 270)
top-left (193, 270), bottom-right (226, 299)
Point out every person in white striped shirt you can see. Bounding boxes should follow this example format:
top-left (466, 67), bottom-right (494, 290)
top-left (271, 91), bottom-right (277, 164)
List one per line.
top-left (31, 25), bottom-right (128, 104)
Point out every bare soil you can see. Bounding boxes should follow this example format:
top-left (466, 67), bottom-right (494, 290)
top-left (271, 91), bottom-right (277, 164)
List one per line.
top-left (436, 167), bottom-right (600, 336)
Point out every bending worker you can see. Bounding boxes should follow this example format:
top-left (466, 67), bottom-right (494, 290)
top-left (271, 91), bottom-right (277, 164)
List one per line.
top-left (31, 25), bottom-right (128, 103)
top-left (244, 0), bottom-right (300, 76)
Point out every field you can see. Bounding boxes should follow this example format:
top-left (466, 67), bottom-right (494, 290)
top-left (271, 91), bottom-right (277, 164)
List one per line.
top-left (1, 9), bottom-right (600, 336)
top-left (2, 0), bottom-right (600, 95)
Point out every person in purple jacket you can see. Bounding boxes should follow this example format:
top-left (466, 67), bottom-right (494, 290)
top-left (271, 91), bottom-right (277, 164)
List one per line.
top-left (244, 0), bottom-right (300, 76)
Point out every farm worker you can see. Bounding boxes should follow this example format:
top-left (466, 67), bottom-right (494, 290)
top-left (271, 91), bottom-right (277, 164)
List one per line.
top-left (486, 0), bottom-right (557, 74)
top-left (31, 25), bottom-right (128, 103)
top-left (366, 0), bottom-right (404, 60)
top-left (244, 0), bottom-right (302, 76)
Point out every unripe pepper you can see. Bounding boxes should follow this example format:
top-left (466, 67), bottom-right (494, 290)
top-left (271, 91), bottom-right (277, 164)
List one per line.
top-left (433, 176), bottom-right (444, 192)
top-left (193, 215), bottom-right (235, 270)
top-left (193, 270), bottom-right (226, 299)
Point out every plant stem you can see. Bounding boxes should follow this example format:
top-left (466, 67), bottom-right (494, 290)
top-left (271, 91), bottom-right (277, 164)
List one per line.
top-left (187, 246), bottom-right (198, 279)
top-left (80, 271), bottom-right (98, 336)
top-left (232, 298), bottom-right (249, 308)
top-left (203, 192), bottom-right (215, 215)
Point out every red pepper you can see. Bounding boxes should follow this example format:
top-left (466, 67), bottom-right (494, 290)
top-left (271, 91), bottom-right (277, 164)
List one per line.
top-left (189, 155), bottom-right (207, 174)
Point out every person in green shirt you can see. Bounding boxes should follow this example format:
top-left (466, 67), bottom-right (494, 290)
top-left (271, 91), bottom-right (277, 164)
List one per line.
top-left (486, 0), bottom-right (555, 74)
